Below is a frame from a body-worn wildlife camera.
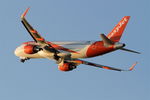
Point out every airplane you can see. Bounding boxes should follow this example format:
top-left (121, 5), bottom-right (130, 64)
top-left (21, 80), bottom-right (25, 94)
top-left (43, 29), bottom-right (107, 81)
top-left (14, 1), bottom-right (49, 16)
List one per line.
top-left (14, 8), bottom-right (140, 72)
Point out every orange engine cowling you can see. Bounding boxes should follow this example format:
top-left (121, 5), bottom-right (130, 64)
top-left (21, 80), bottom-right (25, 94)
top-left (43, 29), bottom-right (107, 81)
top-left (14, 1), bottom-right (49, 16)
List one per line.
top-left (24, 45), bottom-right (41, 54)
top-left (58, 63), bottom-right (77, 71)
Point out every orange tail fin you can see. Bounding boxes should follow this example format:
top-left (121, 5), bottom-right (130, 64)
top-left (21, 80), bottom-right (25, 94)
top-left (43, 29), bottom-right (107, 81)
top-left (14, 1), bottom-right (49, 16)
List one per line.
top-left (107, 16), bottom-right (130, 42)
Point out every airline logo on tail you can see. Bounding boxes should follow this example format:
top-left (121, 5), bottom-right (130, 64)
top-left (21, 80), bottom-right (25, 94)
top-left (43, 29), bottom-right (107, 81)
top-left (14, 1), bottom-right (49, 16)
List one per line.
top-left (107, 16), bottom-right (130, 42)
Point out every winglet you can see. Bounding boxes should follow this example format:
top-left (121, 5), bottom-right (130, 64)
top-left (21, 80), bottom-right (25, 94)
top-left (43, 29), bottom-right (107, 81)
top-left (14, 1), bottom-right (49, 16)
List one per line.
top-left (129, 62), bottom-right (138, 71)
top-left (21, 7), bottom-right (30, 19)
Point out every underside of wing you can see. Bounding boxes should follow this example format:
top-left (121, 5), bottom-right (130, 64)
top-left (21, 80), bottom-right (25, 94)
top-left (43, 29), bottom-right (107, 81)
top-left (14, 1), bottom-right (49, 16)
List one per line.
top-left (66, 59), bottom-right (137, 71)
top-left (21, 8), bottom-right (80, 54)
top-left (21, 8), bottom-right (45, 44)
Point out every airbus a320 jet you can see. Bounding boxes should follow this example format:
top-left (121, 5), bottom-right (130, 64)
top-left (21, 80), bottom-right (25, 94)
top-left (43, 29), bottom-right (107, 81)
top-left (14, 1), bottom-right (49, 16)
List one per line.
top-left (14, 8), bottom-right (140, 72)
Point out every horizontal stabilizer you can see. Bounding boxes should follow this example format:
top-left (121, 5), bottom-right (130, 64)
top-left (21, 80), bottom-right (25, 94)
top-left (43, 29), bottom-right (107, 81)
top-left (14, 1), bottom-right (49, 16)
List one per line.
top-left (100, 34), bottom-right (114, 47)
top-left (121, 48), bottom-right (141, 54)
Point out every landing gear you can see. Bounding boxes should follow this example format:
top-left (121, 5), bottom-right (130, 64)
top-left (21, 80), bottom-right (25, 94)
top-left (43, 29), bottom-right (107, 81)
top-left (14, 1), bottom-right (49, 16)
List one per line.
top-left (54, 53), bottom-right (61, 61)
top-left (55, 54), bottom-right (72, 64)
top-left (44, 45), bottom-right (61, 62)
top-left (69, 64), bottom-right (77, 70)
top-left (20, 57), bottom-right (30, 63)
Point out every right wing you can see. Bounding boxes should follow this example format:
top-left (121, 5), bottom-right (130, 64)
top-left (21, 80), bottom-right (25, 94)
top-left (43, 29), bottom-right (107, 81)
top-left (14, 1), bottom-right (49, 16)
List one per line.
top-left (67, 59), bottom-right (137, 71)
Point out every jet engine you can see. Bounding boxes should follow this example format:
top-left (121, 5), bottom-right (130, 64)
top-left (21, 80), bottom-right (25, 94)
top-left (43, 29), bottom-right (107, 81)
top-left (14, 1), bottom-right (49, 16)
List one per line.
top-left (58, 63), bottom-right (77, 71)
top-left (24, 45), bottom-right (42, 54)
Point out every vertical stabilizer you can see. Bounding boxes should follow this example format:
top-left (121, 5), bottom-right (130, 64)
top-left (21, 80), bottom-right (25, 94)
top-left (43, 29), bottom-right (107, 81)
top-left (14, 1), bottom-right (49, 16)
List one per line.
top-left (107, 16), bottom-right (130, 42)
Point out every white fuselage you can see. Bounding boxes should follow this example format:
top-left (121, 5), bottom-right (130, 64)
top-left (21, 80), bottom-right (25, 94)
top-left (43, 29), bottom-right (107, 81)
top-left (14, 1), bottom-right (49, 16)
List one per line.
top-left (14, 41), bottom-right (94, 60)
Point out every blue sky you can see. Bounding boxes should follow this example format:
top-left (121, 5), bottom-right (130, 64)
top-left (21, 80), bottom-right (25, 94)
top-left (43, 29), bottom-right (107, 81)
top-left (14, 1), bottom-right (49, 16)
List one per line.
top-left (0, 0), bottom-right (149, 100)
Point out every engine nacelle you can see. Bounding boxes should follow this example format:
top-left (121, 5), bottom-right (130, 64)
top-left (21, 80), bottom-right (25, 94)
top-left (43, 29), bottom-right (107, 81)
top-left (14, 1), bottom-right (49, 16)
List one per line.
top-left (24, 45), bottom-right (41, 54)
top-left (58, 63), bottom-right (77, 71)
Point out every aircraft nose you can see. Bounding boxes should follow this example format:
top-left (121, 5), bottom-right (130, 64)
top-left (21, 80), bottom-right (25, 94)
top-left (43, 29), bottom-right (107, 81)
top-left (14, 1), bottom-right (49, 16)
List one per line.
top-left (14, 47), bottom-right (19, 56)
top-left (14, 46), bottom-right (22, 56)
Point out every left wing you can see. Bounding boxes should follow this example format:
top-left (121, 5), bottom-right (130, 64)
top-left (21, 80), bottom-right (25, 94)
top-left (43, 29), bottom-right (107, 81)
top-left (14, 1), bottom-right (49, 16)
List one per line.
top-left (21, 8), bottom-right (79, 54)
top-left (21, 8), bottom-right (60, 55)
top-left (67, 59), bottom-right (137, 71)
top-left (21, 8), bottom-right (46, 44)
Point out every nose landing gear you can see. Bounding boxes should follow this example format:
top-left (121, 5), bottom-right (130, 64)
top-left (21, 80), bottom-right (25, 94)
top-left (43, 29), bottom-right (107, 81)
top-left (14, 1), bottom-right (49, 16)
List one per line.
top-left (20, 57), bottom-right (30, 63)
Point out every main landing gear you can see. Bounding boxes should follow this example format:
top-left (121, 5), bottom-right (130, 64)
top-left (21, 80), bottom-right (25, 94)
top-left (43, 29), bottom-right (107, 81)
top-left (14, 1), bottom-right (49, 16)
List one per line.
top-left (20, 57), bottom-right (30, 63)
